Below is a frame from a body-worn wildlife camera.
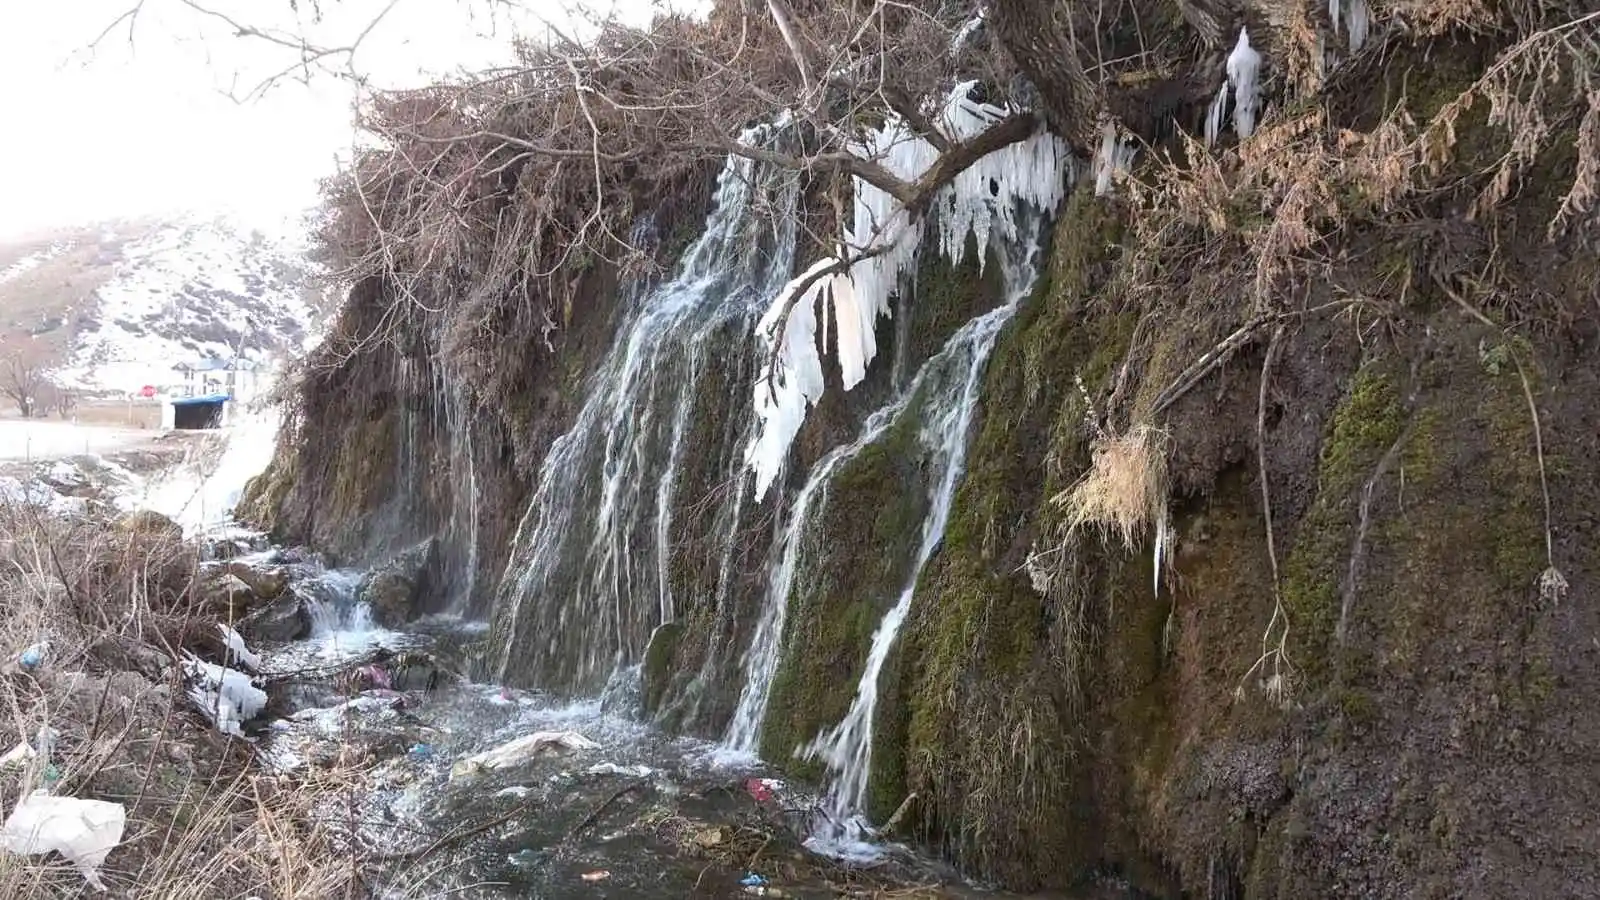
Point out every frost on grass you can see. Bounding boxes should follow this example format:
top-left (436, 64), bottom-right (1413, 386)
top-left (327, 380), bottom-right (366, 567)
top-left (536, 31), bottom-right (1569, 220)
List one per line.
top-left (746, 83), bottom-right (1071, 497)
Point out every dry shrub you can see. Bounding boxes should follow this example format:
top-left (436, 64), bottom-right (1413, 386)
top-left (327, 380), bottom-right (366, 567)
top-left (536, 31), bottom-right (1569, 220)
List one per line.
top-left (1053, 424), bottom-right (1171, 553)
top-left (0, 500), bottom-right (361, 897)
top-left (310, 0), bottom-right (1015, 387)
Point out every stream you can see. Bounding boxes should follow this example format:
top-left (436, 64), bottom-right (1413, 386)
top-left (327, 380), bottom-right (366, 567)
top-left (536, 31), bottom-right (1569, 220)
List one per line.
top-left (239, 553), bottom-right (1047, 900)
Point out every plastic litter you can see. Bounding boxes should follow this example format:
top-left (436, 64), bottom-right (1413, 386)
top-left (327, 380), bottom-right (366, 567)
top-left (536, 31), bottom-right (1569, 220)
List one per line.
top-left (580, 870), bottom-right (611, 882)
top-left (17, 641), bottom-right (49, 671)
top-left (0, 743), bottom-right (34, 770)
top-left (0, 727), bottom-right (59, 770)
top-left (407, 743), bottom-right (433, 760)
top-left (740, 872), bottom-right (768, 886)
top-left (1, 790), bottom-right (126, 892)
top-left (450, 730), bottom-right (600, 780)
top-left (584, 762), bottom-right (654, 778)
top-left (216, 624), bottom-right (261, 671)
top-left (355, 664), bottom-right (392, 690)
top-left (0, 717), bottom-right (58, 768)
top-left (744, 777), bottom-right (781, 803)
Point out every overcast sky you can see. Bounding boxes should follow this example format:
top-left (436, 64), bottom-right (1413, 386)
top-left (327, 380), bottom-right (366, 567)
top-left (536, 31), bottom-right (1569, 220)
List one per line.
top-left (0, 0), bottom-right (689, 240)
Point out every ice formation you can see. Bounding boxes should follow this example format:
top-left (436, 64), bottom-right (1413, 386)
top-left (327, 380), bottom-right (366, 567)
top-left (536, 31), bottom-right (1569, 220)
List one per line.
top-left (181, 652), bottom-right (268, 738)
top-left (746, 82), bottom-right (1070, 497)
top-left (1330, 0), bottom-right (1371, 53)
top-left (1093, 122), bottom-right (1138, 197)
top-left (217, 624), bottom-right (262, 672)
top-left (1205, 81), bottom-right (1230, 146)
top-left (1227, 28), bottom-right (1263, 140)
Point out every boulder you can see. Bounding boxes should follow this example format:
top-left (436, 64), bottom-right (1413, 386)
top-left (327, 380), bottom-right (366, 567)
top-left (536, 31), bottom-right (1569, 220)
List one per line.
top-left (358, 540), bottom-right (442, 628)
top-left (222, 561), bottom-right (288, 600)
top-left (199, 573), bottom-right (259, 619)
top-left (239, 594), bottom-right (311, 643)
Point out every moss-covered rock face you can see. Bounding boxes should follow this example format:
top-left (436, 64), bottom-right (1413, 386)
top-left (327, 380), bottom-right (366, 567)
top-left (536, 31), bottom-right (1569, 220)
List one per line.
top-left (750, 241), bottom-right (1009, 786)
top-left (757, 411), bottom-right (927, 774)
top-left (857, 47), bottom-right (1600, 900)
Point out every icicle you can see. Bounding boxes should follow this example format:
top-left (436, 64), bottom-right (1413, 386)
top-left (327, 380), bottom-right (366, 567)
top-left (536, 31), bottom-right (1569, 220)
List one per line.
top-left (1346, 0), bottom-right (1370, 53)
top-left (1092, 123), bottom-right (1136, 197)
top-left (1153, 508), bottom-right (1172, 597)
top-left (1204, 82), bottom-right (1230, 147)
top-left (1329, 0), bottom-right (1370, 54)
top-left (745, 81), bottom-right (1071, 497)
top-left (746, 259), bottom-right (845, 498)
top-left (1227, 28), bottom-right (1262, 140)
top-left (216, 623), bottom-right (261, 672)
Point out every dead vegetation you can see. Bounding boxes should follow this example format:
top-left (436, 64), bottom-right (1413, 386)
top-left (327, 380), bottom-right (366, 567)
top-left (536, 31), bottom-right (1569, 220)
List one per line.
top-left (0, 499), bottom-right (359, 896)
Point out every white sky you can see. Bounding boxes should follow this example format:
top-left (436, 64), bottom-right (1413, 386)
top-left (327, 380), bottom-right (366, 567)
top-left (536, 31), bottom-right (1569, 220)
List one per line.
top-left (0, 0), bottom-right (684, 240)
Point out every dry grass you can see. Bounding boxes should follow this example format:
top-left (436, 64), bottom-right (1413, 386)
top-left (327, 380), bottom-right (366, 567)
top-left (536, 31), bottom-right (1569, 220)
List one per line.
top-left (0, 499), bottom-right (361, 897)
top-left (1052, 424), bottom-right (1171, 554)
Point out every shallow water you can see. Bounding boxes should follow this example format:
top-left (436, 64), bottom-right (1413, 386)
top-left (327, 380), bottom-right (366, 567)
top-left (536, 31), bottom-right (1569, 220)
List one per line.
top-left (250, 564), bottom-right (1095, 900)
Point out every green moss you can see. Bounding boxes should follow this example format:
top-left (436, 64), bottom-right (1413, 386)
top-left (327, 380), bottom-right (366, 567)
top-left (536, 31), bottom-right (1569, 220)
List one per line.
top-left (1477, 369), bottom-right (1547, 592)
top-left (1281, 364), bottom-right (1406, 684)
top-left (757, 357), bottom-right (930, 772)
top-left (890, 187), bottom-right (1135, 882)
top-left (642, 621), bottom-right (686, 715)
top-left (1401, 406), bottom-right (1444, 486)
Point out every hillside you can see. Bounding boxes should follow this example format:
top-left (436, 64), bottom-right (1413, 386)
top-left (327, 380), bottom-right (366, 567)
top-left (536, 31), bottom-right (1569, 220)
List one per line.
top-left (0, 214), bottom-right (335, 398)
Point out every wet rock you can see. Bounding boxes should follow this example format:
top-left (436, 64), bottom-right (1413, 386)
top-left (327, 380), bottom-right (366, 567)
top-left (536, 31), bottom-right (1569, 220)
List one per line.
top-left (359, 539), bottom-right (442, 628)
top-left (115, 509), bottom-right (183, 542)
top-left (199, 573), bottom-right (260, 618)
top-left (239, 594), bottom-right (311, 643)
top-left (222, 560), bottom-right (288, 600)
top-left (202, 534), bottom-right (270, 561)
top-left (277, 546), bottom-right (326, 567)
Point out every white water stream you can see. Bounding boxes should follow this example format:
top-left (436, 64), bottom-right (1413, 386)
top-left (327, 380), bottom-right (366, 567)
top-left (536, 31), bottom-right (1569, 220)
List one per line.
top-left (796, 234), bottom-right (1042, 859)
top-left (490, 124), bottom-right (801, 693)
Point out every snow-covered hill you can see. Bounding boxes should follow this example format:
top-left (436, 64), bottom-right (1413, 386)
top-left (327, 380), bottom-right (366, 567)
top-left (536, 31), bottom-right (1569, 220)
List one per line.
top-left (0, 213), bottom-right (335, 394)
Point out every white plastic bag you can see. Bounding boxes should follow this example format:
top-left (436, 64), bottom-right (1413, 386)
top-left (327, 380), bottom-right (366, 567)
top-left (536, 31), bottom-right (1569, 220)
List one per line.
top-left (450, 730), bottom-right (600, 779)
top-left (1, 790), bottom-right (126, 892)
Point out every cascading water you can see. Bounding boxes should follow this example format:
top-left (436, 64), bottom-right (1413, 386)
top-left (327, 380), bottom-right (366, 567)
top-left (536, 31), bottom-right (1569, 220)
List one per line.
top-left (798, 229), bottom-right (1042, 858)
top-left (723, 397), bottom-right (913, 753)
top-left (490, 128), bottom-right (802, 694)
top-left (723, 83), bottom-right (1067, 813)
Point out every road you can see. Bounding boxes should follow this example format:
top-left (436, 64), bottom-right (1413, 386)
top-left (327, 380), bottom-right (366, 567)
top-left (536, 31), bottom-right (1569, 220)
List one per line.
top-left (0, 419), bottom-right (164, 461)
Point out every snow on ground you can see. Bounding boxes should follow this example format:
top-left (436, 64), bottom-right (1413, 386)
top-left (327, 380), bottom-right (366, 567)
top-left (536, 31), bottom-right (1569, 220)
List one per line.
top-left (0, 240), bottom-right (74, 285)
top-left (133, 402), bottom-right (282, 534)
top-left (0, 419), bottom-right (161, 461)
top-left (50, 213), bottom-right (327, 393)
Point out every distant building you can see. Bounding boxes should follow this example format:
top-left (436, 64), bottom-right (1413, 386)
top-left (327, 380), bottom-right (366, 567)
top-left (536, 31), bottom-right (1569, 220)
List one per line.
top-left (161, 357), bottom-right (259, 430)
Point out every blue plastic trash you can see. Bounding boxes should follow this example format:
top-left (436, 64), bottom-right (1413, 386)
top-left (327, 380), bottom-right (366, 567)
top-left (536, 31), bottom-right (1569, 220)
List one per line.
top-left (740, 873), bottom-right (767, 887)
top-left (408, 743), bottom-right (433, 759)
top-left (18, 642), bottom-right (48, 670)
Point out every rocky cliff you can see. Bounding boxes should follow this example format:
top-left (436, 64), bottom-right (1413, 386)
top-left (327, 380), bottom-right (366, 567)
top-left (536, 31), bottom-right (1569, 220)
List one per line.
top-left (242, 3), bottom-right (1600, 896)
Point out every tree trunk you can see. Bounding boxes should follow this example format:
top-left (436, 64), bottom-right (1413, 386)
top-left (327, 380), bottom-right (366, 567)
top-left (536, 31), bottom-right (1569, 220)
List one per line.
top-left (987, 0), bottom-right (1101, 152)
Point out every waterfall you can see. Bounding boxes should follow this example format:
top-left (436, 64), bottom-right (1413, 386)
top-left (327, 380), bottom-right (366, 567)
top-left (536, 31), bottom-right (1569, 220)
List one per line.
top-left (435, 367), bottom-right (481, 613)
top-left (723, 397), bottom-right (912, 753)
top-left (299, 568), bottom-right (372, 637)
top-left (489, 130), bottom-right (801, 694)
top-left (797, 228), bottom-right (1042, 857)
